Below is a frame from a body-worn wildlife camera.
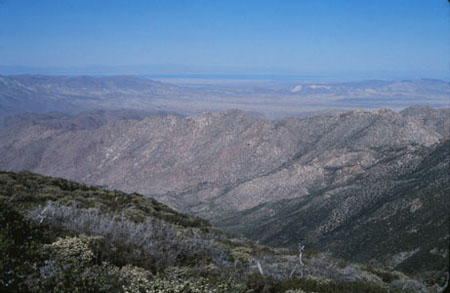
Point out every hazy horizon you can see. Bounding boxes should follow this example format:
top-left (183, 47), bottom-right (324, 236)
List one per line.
top-left (0, 0), bottom-right (448, 80)
top-left (0, 65), bottom-right (447, 82)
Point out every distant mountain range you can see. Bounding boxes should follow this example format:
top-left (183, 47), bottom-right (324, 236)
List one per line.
top-left (0, 105), bottom-right (448, 281)
top-left (0, 74), bottom-right (448, 120)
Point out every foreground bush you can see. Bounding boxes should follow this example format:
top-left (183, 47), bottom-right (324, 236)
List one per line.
top-left (0, 200), bottom-right (49, 291)
top-left (0, 171), bottom-right (430, 292)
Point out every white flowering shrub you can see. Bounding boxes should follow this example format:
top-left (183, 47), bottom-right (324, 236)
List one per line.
top-left (119, 265), bottom-right (153, 293)
top-left (47, 234), bottom-right (100, 264)
top-left (144, 276), bottom-right (248, 293)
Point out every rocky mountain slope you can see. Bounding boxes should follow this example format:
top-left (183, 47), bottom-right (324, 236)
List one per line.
top-left (400, 106), bottom-right (449, 137)
top-left (1, 171), bottom-right (428, 292)
top-left (0, 107), bottom-right (441, 209)
top-left (0, 106), bottom-right (448, 282)
top-left (217, 139), bottom-right (449, 280)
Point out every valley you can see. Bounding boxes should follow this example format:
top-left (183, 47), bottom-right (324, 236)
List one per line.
top-left (2, 1), bottom-right (448, 291)
top-left (0, 75), bottom-right (448, 120)
top-left (0, 96), bottom-right (448, 285)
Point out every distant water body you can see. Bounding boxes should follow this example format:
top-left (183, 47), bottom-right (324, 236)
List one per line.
top-left (138, 74), bottom-right (331, 81)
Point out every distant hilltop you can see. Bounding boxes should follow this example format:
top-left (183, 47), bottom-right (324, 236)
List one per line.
top-left (0, 74), bottom-right (448, 120)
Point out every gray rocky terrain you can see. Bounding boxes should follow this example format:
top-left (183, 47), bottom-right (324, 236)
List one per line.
top-left (0, 105), bottom-right (448, 279)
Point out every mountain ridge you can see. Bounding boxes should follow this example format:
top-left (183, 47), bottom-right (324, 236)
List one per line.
top-left (0, 106), bottom-right (448, 280)
top-left (216, 139), bottom-right (449, 279)
top-left (1, 74), bottom-right (448, 120)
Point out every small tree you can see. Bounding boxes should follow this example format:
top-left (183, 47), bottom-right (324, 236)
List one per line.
top-left (289, 243), bottom-right (305, 278)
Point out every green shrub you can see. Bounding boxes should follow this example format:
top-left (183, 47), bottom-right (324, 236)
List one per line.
top-left (32, 261), bottom-right (122, 293)
top-left (0, 200), bottom-right (49, 291)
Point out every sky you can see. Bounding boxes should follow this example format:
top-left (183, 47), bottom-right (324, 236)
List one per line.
top-left (0, 0), bottom-right (448, 79)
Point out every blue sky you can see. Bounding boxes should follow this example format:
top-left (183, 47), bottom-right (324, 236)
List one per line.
top-left (0, 0), bottom-right (447, 78)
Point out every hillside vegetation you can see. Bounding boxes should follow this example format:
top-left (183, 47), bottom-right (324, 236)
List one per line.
top-left (217, 139), bottom-right (450, 282)
top-left (0, 106), bottom-right (448, 284)
top-left (0, 171), bottom-right (429, 292)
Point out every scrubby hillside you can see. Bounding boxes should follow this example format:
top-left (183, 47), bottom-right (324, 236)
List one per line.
top-left (217, 139), bottom-right (450, 283)
top-left (400, 106), bottom-right (450, 137)
top-left (0, 107), bottom-right (441, 213)
top-left (0, 171), bottom-right (430, 292)
top-left (0, 107), bottom-right (448, 285)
